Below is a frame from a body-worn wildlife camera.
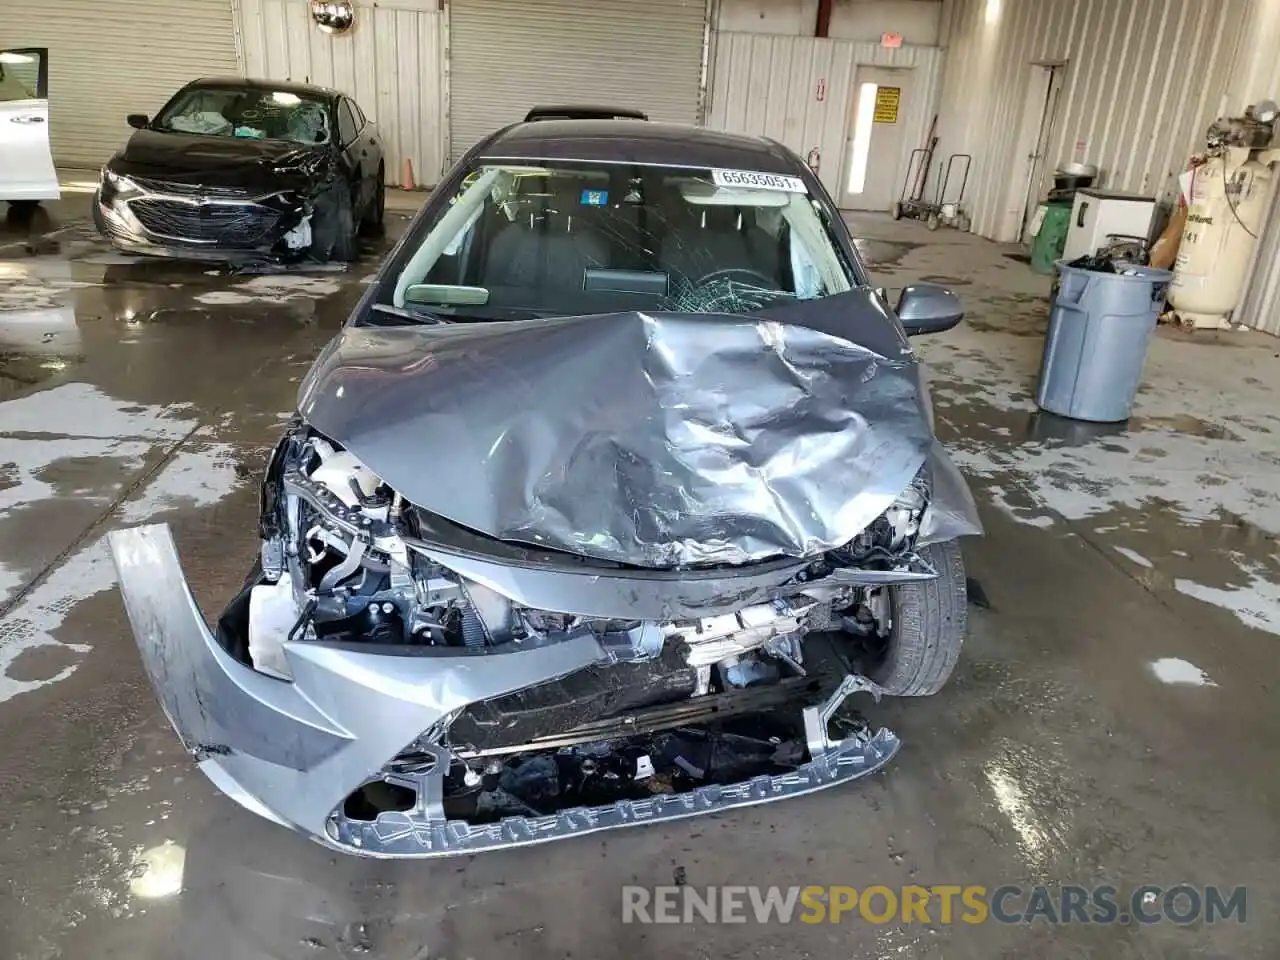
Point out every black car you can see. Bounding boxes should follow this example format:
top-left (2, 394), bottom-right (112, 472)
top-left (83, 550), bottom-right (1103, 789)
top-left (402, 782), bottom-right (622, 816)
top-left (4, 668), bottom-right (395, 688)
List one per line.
top-left (93, 77), bottom-right (384, 263)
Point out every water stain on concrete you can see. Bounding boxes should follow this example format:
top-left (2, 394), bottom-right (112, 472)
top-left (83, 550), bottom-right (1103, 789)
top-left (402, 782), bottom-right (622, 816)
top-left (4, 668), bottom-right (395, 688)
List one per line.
top-left (5, 643), bottom-right (79, 683)
top-left (1130, 413), bottom-right (1238, 440)
top-left (966, 294), bottom-right (1051, 337)
top-left (852, 238), bottom-right (920, 267)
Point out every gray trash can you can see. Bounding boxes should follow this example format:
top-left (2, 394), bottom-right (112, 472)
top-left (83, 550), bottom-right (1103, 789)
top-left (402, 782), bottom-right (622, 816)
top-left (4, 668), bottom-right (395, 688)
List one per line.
top-left (1035, 261), bottom-right (1172, 422)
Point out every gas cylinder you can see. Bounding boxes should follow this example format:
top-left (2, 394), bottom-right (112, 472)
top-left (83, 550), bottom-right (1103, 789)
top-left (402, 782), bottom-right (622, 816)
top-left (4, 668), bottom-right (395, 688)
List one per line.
top-left (1169, 150), bottom-right (1274, 328)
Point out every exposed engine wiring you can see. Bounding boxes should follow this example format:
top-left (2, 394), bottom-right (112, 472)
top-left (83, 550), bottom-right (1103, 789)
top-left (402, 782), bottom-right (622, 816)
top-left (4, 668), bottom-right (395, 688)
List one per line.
top-left (287, 597), bottom-right (317, 644)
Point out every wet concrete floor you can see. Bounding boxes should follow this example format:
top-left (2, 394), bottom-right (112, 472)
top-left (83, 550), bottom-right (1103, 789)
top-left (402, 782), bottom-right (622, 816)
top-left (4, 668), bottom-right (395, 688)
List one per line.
top-left (1, 195), bottom-right (1278, 959)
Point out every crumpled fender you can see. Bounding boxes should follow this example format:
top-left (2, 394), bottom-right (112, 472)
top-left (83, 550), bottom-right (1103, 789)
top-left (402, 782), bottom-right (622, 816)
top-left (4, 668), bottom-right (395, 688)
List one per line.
top-left (918, 441), bottom-right (983, 545)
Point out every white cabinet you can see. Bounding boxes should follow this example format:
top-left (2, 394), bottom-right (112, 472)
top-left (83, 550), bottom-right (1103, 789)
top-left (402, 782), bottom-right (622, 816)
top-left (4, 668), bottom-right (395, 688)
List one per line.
top-left (1063, 188), bottom-right (1156, 261)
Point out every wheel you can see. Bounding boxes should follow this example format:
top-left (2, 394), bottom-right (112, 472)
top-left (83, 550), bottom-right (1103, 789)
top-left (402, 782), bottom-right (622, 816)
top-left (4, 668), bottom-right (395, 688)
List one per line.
top-left (359, 165), bottom-right (385, 236)
top-left (311, 182), bottom-right (358, 263)
top-left (868, 539), bottom-right (968, 696)
top-left (891, 201), bottom-right (903, 220)
top-left (926, 212), bottom-right (941, 231)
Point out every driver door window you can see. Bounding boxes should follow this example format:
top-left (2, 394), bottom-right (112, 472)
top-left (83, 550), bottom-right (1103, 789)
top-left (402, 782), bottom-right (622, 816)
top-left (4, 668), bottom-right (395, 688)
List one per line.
top-left (0, 48), bottom-right (46, 101)
top-left (338, 100), bottom-right (359, 146)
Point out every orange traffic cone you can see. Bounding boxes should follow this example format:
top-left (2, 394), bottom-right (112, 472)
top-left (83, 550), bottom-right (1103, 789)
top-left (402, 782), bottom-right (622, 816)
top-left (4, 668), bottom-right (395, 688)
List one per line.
top-left (401, 158), bottom-right (416, 191)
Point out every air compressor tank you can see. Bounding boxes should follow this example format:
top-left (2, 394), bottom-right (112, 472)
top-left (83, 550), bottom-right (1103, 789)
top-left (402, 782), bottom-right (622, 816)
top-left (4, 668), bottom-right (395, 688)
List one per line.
top-left (1169, 149), bottom-right (1274, 328)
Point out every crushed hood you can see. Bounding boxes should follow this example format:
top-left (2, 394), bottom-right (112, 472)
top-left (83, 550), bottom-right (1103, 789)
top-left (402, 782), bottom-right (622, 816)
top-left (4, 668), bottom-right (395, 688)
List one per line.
top-left (298, 299), bottom-right (936, 568)
top-left (111, 129), bottom-right (329, 189)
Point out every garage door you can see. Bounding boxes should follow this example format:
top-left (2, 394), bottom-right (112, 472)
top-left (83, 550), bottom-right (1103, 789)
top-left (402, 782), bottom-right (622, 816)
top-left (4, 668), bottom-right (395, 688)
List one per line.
top-left (4, 0), bottom-right (239, 166)
top-left (449, 0), bottom-right (707, 160)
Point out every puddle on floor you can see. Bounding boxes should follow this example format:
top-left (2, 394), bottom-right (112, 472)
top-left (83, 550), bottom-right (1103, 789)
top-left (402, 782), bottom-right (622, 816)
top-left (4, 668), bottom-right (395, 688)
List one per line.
top-left (1129, 413), bottom-right (1239, 441)
top-left (852, 238), bottom-right (920, 267)
top-left (965, 294), bottom-right (1051, 337)
top-left (0, 352), bottom-right (71, 397)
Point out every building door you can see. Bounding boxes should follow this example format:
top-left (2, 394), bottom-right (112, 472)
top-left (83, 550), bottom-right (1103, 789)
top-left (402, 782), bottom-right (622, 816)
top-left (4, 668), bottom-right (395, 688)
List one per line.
top-left (1006, 63), bottom-right (1064, 243)
top-left (5, 0), bottom-right (239, 166)
top-left (840, 67), bottom-right (912, 212)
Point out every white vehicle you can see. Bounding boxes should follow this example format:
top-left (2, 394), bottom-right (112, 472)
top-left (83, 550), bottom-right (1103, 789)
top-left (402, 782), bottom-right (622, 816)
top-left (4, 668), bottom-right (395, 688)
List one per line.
top-left (0, 48), bottom-right (59, 210)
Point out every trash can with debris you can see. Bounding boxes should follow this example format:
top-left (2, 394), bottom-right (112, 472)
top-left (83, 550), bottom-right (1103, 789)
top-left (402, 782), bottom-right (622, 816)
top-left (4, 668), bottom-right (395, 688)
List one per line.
top-left (1035, 261), bottom-right (1173, 422)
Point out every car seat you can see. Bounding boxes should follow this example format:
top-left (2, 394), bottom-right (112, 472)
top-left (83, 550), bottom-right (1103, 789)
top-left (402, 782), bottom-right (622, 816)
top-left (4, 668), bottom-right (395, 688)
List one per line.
top-left (661, 204), bottom-right (781, 289)
top-left (482, 180), bottom-right (609, 290)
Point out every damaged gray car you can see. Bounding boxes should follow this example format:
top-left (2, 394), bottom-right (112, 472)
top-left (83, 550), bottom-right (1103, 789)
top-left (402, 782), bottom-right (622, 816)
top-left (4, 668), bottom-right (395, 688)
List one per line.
top-left (109, 116), bottom-right (982, 857)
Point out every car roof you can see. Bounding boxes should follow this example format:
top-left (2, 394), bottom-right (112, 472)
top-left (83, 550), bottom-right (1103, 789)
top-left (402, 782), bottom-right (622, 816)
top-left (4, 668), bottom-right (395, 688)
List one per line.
top-left (184, 76), bottom-right (344, 102)
top-left (476, 120), bottom-right (801, 175)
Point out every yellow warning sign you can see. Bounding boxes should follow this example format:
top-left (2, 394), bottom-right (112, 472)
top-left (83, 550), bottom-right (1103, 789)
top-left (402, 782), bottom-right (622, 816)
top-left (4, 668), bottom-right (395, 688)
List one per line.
top-left (873, 87), bottom-right (900, 124)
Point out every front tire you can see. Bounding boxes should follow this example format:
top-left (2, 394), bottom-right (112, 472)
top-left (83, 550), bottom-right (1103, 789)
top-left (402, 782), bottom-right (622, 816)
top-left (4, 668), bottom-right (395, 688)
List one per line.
top-left (870, 539), bottom-right (967, 696)
top-left (360, 166), bottom-right (385, 236)
top-left (311, 183), bottom-right (359, 263)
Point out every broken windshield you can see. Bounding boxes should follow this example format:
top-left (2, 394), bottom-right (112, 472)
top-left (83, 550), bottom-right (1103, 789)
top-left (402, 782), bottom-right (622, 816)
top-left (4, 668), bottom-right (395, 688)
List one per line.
top-left (152, 86), bottom-right (331, 145)
top-left (387, 162), bottom-right (857, 318)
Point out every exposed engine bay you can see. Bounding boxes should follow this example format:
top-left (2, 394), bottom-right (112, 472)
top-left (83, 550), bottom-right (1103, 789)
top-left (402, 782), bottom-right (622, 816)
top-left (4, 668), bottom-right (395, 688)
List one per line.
top-left (223, 425), bottom-right (928, 825)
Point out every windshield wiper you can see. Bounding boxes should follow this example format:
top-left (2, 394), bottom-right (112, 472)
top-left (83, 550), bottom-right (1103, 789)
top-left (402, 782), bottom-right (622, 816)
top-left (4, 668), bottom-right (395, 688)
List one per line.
top-left (395, 303), bottom-right (550, 323)
top-left (368, 303), bottom-right (443, 325)
top-left (436, 305), bottom-right (548, 322)
top-left (369, 303), bottom-right (551, 325)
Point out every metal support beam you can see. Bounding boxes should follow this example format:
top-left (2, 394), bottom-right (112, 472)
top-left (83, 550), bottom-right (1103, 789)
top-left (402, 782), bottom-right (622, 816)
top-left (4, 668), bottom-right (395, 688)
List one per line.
top-left (815, 0), bottom-right (833, 37)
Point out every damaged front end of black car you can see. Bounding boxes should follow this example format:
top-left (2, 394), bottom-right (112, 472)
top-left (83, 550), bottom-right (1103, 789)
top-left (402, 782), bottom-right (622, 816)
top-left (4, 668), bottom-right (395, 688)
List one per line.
top-left (93, 78), bottom-right (382, 263)
top-left (95, 161), bottom-right (321, 261)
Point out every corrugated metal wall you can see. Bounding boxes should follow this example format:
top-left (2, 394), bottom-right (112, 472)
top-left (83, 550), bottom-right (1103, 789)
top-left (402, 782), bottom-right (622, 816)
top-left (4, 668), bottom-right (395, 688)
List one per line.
top-left (237, 0), bottom-right (446, 184)
top-left (707, 33), bottom-right (943, 200)
top-left (934, 0), bottom-right (1248, 241)
top-left (1230, 0), bottom-right (1280, 334)
top-left (5, 0), bottom-right (240, 166)
top-left (449, 0), bottom-right (707, 159)
top-left (1238, 179), bottom-right (1280, 334)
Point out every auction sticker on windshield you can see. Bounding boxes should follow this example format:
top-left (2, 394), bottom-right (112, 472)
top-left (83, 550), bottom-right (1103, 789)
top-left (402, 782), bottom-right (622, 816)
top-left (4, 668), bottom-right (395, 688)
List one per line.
top-left (711, 169), bottom-right (807, 192)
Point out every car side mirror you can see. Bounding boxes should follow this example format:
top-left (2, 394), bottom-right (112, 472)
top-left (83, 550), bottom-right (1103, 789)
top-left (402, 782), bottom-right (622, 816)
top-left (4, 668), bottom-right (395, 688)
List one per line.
top-left (896, 283), bottom-right (964, 336)
top-left (126, 114), bottom-right (149, 130)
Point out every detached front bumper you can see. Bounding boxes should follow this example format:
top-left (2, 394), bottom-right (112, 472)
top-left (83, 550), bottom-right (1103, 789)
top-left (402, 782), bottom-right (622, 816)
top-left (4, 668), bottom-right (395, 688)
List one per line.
top-left (108, 524), bottom-right (899, 858)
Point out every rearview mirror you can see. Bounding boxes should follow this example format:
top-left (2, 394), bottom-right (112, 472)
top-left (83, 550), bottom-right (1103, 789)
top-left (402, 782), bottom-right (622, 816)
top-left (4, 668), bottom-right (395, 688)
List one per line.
top-left (126, 114), bottom-right (149, 130)
top-left (896, 283), bottom-right (964, 336)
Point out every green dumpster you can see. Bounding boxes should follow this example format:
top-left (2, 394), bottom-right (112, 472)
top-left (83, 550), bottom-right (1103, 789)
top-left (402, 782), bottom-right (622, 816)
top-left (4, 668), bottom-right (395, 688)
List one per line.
top-left (1030, 200), bottom-right (1072, 275)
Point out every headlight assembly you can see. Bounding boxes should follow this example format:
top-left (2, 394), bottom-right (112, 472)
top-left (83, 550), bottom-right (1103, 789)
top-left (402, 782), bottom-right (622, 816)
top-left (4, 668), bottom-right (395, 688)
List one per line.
top-left (100, 168), bottom-right (141, 200)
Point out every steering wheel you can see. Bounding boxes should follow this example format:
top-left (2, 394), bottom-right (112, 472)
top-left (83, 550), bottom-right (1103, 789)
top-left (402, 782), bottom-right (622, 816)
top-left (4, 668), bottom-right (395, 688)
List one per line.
top-left (694, 267), bottom-right (779, 289)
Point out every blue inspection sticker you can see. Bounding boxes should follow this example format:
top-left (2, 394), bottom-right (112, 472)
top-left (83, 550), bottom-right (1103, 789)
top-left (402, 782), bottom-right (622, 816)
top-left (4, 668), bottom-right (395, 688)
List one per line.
top-left (580, 189), bottom-right (609, 206)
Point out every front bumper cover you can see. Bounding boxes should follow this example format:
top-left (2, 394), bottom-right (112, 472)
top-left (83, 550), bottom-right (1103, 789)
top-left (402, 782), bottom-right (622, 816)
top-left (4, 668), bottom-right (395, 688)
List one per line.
top-left (95, 181), bottom-right (311, 261)
top-left (109, 524), bottom-right (899, 857)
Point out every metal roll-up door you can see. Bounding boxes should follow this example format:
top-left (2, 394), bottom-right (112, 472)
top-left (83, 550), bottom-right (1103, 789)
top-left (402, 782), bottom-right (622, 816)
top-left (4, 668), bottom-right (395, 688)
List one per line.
top-left (5, 0), bottom-right (239, 166)
top-left (449, 0), bottom-right (707, 160)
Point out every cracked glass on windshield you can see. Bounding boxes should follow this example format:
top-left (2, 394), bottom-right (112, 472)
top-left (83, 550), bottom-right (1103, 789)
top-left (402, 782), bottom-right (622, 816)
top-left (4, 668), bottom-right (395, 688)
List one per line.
top-left (152, 86), bottom-right (331, 145)
top-left (386, 162), bottom-right (856, 320)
